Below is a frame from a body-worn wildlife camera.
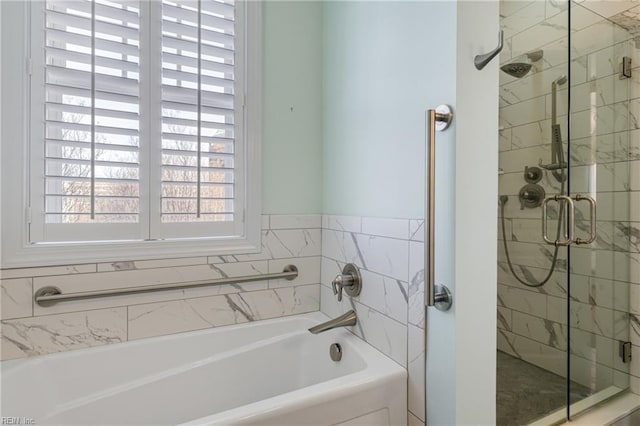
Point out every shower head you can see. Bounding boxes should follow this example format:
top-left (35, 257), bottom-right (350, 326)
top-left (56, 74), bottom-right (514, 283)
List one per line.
top-left (500, 50), bottom-right (544, 79)
top-left (501, 62), bottom-right (533, 78)
top-left (553, 75), bottom-right (567, 86)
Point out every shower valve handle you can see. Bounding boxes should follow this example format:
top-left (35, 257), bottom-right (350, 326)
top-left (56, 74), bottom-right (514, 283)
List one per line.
top-left (331, 275), bottom-right (352, 302)
top-left (331, 264), bottom-right (362, 302)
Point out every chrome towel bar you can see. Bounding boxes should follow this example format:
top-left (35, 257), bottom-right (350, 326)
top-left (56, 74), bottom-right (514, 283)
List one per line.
top-left (34, 265), bottom-right (299, 307)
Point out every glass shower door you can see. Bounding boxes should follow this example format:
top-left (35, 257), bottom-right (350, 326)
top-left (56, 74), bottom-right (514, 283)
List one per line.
top-left (497, 0), bottom-right (637, 423)
top-left (567, 0), bottom-right (635, 416)
top-left (497, 1), bottom-right (573, 424)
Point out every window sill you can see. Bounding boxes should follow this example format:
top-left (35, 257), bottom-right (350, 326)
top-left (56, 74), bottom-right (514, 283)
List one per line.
top-left (1, 234), bottom-right (262, 269)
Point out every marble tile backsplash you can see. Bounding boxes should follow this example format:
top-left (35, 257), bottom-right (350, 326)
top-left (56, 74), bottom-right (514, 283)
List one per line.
top-left (320, 215), bottom-right (425, 423)
top-left (499, 0), bottom-right (640, 396)
top-left (0, 215), bottom-right (322, 361)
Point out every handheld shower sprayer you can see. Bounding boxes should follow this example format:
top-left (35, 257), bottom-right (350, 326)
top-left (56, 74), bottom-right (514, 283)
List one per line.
top-left (551, 75), bottom-right (567, 128)
top-left (549, 75), bottom-right (568, 183)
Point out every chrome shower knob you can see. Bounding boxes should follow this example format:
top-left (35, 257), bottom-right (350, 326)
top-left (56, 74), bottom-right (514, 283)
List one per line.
top-left (519, 183), bottom-right (545, 210)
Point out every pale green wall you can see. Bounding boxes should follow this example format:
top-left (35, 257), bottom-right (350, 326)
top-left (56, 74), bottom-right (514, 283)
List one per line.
top-left (262, 1), bottom-right (460, 219)
top-left (262, 1), bottom-right (323, 214)
top-left (266, 3), bottom-right (500, 424)
top-left (322, 1), bottom-right (457, 219)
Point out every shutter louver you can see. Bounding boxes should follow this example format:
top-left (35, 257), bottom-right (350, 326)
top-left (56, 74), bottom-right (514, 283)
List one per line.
top-left (44, 0), bottom-right (141, 225)
top-left (161, 0), bottom-right (236, 223)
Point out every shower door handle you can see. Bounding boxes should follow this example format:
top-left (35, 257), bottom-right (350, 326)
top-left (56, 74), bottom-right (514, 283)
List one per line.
top-left (425, 105), bottom-right (453, 312)
top-left (542, 195), bottom-right (575, 246)
top-left (573, 195), bottom-right (597, 245)
top-left (542, 194), bottom-right (596, 246)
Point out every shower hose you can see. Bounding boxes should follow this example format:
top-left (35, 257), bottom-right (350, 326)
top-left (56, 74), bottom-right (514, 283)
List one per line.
top-left (499, 177), bottom-right (566, 288)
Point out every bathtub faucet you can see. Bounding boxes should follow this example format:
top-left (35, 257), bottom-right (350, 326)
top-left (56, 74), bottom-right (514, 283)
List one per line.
top-left (308, 310), bottom-right (357, 334)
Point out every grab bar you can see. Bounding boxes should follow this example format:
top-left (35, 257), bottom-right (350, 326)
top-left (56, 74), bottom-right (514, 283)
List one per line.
top-left (425, 105), bottom-right (453, 312)
top-left (34, 265), bottom-right (299, 307)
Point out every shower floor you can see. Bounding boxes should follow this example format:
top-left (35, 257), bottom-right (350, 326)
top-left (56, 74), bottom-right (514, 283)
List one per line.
top-left (496, 351), bottom-right (591, 426)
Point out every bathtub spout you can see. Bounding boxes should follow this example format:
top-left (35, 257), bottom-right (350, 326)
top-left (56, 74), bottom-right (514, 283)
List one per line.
top-left (308, 310), bottom-right (357, 334)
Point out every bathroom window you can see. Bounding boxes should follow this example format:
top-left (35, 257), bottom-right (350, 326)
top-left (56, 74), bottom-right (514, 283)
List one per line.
top-left (0, 0), bottom-right (262, 267)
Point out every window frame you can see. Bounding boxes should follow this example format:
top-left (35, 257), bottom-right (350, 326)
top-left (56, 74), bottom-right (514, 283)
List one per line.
top-left (0, 0), bottom-right (262, 268)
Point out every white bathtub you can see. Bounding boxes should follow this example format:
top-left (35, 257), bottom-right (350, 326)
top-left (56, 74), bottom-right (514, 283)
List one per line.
top-left (1, 312), bottom-right (407, 425)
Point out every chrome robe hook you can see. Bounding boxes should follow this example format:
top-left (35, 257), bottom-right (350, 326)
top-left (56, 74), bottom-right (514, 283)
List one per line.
top-left (474, 30), bottom-right (504, 70)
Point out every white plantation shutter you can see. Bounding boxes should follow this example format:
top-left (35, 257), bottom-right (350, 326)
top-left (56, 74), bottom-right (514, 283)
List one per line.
top-left (35, 0), bottom-right (142, 241)
top-left (159, 0), bottom-right (237, 228)
top-left (28, 0), bottom-right (250, 246)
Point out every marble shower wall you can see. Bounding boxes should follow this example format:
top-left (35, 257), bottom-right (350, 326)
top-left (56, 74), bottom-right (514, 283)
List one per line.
top-left (320, 215), bottom-right (425, 424)
top-left (0, 215), bottom-right (321, 360)
top-left (498, 0), bottom-right (640, 396)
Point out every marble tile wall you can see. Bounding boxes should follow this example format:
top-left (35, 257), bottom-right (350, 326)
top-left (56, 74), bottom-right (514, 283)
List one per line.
top-left (320, 215), bottom-right (425, 423)
top-left (499, 0), bottom-right (640, 396)
top-left (0, 214), bottom-right (322, 360)
top-left (2, 213), bottom-right (424, 421)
